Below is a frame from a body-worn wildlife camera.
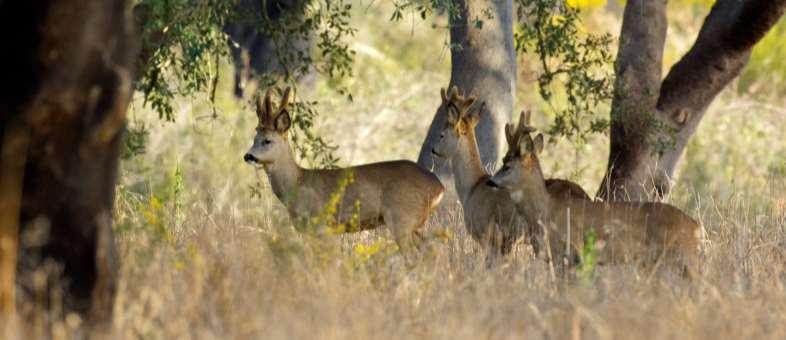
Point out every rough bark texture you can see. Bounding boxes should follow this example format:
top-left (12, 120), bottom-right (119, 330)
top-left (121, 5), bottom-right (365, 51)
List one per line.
top-left (598, 0), bottom-right (786, 201)
top-left (418, 0), bottom-right (516, 181)
top-left (597, 0), bottom-right (668, 201)
top-left (224, 0), bottom-right (312, 98)
top-left (0, 0), bottom-right (135, 328)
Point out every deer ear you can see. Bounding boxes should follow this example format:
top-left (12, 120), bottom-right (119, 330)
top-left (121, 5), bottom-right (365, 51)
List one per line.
top-left (532, 133), bottom-right (544, 154)
top-left (274, 110), bottom-right (291, 132)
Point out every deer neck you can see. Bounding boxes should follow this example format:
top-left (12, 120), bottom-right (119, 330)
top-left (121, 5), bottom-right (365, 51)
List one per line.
top-left (451, 133), bottom-right (488, 204)
top-left (512, 171), bottom-right (553, 229)
top-left (263, 148), bottom-right (302, 201)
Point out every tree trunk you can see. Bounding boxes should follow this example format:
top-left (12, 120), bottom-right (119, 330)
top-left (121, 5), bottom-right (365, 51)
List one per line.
top-left (224, 0), bottom-right (313, 98)
top-left (0, 0), bottom-right (135, 328)
top-left (417, 0), bottom-right (516, 181)
top-left (598, 0), bottom-right (786, 202)
top-left (597, 0), bottom-right (668, 201)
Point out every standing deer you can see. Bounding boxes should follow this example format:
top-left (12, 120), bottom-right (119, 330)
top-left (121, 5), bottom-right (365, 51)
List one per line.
top-left (430, 87), bottom-right (589, 260)
top-left (244, 87), bottom-right (444, 252)
top-left (487, 111), bottom-right (702, 278)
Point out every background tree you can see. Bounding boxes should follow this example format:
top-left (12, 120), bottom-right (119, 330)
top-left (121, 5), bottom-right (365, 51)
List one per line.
top-left (417, 0), bottom-right (517, 180)
top-left (0, 0), bottom-right (135, 329)
top-left (223, 0), bottom-right (313, 99)
top-left (599, 0), bottom-right (786, 201)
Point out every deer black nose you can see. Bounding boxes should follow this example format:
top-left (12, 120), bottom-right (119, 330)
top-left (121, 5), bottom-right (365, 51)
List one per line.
top-left (244, 153), bottom-right (258, 163)
top-left (486, 180), bottom-right (500, 189)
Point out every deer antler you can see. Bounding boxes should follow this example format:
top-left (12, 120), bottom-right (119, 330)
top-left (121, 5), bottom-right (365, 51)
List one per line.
top-left (505, 123), bottom-right (517, 146)
top-left (449, 85), bottom-right (460, 102)
top-left (443, 85), bottom-right (477, 117)
top-left (264, 88), bottom-right (274, 118)
top-left (505, 110), bottom-right (537, 151)
top-left (256, 92), bottom-right (268, 126)
top-left (516, 110), bottom-right (536, 135)
top-left (257, 87), bottom-right (295, 126)
top-left (279, 87), bottom-right (293, 112)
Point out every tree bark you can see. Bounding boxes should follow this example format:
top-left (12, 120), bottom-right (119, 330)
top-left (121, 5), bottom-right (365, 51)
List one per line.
top-left (598, 0), bottom-right (786, 201)
top-left (224, 0), bottom-right (313, 98)
top-left (418, 0), bottom-right (516, 183)
top-left (0, 0), bottom-right (135, 328)
top-left (597, 0), bottom-right (668, 201)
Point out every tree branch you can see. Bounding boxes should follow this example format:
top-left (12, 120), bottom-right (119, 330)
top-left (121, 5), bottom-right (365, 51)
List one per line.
top-left (657, 0), bottom-right (786, 117)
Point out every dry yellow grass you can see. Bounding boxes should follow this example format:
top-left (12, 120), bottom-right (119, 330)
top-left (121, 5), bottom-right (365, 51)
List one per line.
top-left (104, 193), bottom-right (786, 339)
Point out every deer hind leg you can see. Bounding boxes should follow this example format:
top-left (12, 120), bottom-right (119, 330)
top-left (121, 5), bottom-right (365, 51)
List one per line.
top-left (678, 241), bottom-right (701, 281)
top-left (383, 209), bottom-right (420, 255)
top-left (648, 237), bottom-right (699, 282)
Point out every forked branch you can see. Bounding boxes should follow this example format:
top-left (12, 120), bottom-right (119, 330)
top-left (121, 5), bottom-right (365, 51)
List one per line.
top-left (657, 0), bottom-right (786, 118)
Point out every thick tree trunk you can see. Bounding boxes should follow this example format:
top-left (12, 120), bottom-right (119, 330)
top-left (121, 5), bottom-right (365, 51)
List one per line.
top-left (597, 0), bottom-right (668, 201)
top-left (598, 0), bottom-right (786, 202)
top-left (0, 0), bottom-right (135, 328)
top-left (418, 0), bottom-right (516, 183)
top-left (224, 0), bottom-right (312, 98)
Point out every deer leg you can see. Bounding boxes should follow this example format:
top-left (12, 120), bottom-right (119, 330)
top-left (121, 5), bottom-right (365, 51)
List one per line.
top-left (678, 242), bottom-right (701, 282)
top-left (383, 210), bottom-right (418, 256)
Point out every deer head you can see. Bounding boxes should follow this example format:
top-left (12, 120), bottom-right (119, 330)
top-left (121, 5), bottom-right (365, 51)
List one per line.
top-left (244, 87), bottom-right (294, 165)
top-left (489, 110), bottom-right (544, 192)
top-left (430, 86), bottom-right (482, 159)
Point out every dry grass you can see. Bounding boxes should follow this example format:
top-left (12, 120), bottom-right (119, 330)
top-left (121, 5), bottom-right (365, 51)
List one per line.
top-left (18, 1), bottom-right (786, 339)
top-left (105, 192), bottom-right (786, 339)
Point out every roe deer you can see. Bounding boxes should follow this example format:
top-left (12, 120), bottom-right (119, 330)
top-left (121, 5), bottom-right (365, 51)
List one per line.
top-left (430, 87), bottom-right (590, 259)
top-left (487, 112), bottom-right (702, 278)
top-left (244, 87), bottom-right (444, 252)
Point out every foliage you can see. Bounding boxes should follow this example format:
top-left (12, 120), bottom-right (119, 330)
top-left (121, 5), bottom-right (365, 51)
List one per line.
top-left (121, 123), bottom-right (150, 160)
top-left (135, 0), bottom-right (232, 121)
top-left (390, 0), bottom-right (461, 23)
top-left (566, 0), bottom-right (605, 9)
top-left (515, 0), bottom-right (615, 142)
top-left (576, 227), bottom-right (598, 281)
top-left (307, 170), bottom-right (358, 233)
top-left (115, 162), bottom-right (188, 243)
top-left (133, 0), bottom-right (358, 167)
top-left (287, 95), bottom-right (340, 167)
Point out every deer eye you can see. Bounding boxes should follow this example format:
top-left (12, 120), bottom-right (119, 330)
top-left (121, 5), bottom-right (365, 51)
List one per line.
top-left (262, 139), bottom-right (272, 145)
top-left (500, 165), bottom-right (510, 172)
